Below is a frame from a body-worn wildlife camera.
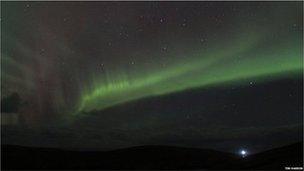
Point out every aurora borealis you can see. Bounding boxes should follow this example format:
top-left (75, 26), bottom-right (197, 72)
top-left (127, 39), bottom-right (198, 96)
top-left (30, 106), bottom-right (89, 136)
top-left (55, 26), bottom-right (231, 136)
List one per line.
top-left (78, 32), bottom-right (302, 112)
top-left (1, 1), bottom-right (303, 153)
top-left (1, 1), bottom-right (302, 116)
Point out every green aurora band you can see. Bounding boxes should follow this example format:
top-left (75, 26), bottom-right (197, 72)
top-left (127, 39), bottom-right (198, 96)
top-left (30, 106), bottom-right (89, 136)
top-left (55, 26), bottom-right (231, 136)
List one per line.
top-left (77, 32), bottom-right (303, 113)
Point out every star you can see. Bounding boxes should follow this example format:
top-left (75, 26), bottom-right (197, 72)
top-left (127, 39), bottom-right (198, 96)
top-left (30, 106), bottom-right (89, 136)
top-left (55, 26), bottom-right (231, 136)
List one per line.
top-left (161, 46), bottom-right (168, 51)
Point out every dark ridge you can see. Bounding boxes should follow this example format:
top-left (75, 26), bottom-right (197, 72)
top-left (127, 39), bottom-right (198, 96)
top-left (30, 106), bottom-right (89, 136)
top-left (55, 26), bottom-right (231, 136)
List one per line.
top-left (239, 142), bottom-right (303, 169)
top-left (2, 142), bottom-right (302, 170)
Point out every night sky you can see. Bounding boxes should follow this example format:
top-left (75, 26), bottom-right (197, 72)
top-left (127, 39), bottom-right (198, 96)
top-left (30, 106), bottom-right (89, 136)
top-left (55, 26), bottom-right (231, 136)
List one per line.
top-left (1, 2), bottom-right (303, 153)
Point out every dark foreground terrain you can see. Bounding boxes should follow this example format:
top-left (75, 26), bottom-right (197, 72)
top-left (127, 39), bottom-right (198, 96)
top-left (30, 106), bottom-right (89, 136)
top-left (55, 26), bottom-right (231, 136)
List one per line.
top-left (2, 142), bottom-right (303, 170)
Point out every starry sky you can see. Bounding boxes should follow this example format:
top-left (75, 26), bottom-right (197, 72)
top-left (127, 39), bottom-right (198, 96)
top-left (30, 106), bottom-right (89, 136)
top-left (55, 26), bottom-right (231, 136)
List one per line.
top-left (1, 2), bottom-right (303, 152)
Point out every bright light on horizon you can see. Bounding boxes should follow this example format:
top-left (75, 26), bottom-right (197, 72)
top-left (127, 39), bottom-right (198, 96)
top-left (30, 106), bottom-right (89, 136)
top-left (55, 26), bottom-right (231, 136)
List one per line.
top-left (239, 149), bottom-right (248, 157)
